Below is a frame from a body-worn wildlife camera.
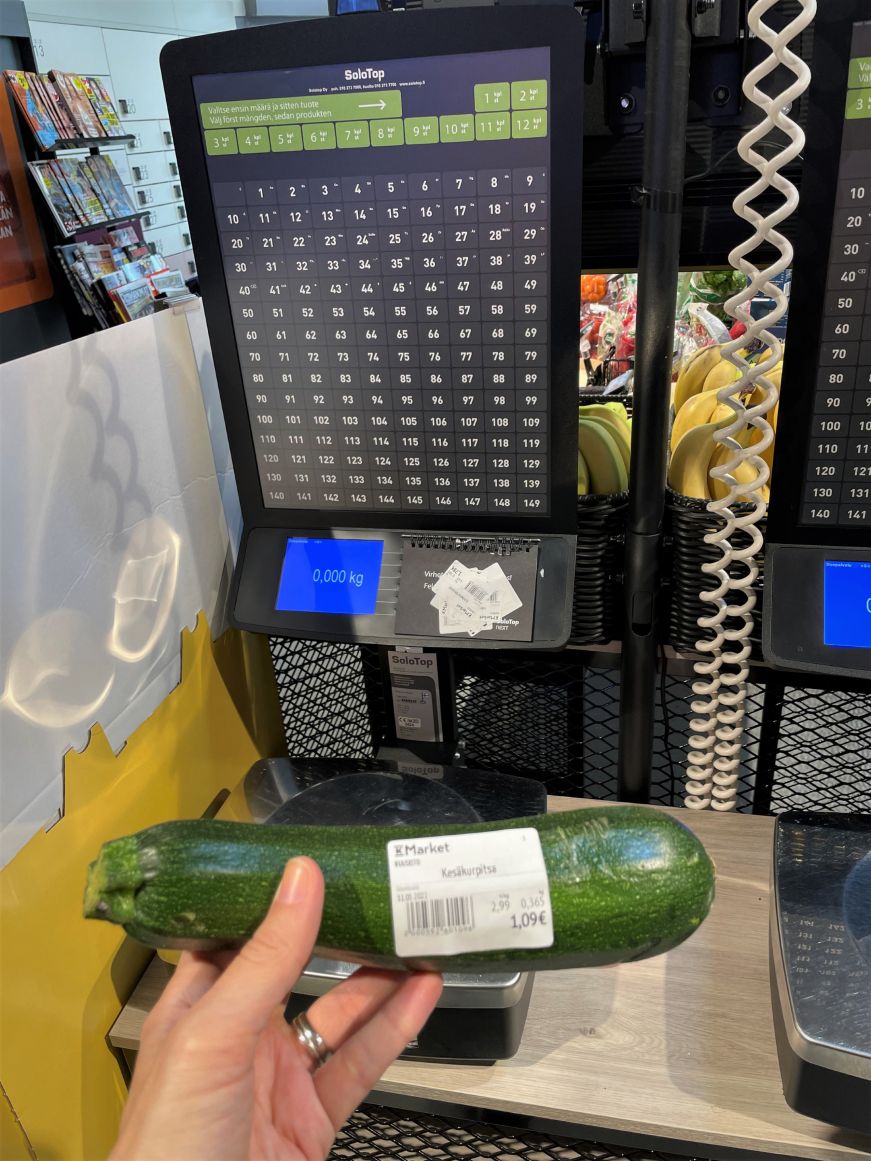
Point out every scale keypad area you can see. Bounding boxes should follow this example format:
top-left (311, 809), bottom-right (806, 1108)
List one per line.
top-left (219, 166), bottom-right (548, 516)
top-left (803, 23), bottom-right (871, 528)
top-left (194, 46), bottom-right (554, 520)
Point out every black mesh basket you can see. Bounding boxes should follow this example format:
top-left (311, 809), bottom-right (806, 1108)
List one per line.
top-left (664, 489), bottom-right (766, 656)
top-left (572, 492), bottom-right (627, 645)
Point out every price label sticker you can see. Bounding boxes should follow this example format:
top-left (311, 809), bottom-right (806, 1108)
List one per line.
top-left (386, 828), bottom-right (553, 957)
top-left (429, 558), bottom-right (524, 637)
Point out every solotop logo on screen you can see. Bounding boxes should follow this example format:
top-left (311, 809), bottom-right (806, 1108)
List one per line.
top-left (344, 68), bottom-right (385, 82)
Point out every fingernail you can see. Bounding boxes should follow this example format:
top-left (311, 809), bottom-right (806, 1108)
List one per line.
top-left (275, 858), bottom-right (307, 906)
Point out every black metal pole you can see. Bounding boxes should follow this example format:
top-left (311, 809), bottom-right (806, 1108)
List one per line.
top-left (752, 674), bottom-right (786, 815)
top-left (617, 0), bottom-right (693, 801)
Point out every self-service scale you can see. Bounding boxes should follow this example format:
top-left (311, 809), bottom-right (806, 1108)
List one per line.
top-left (162, 8), bottom-right (583, 654)
top-left (162, 5), bottom-right (584, 1063)
top-left (762, 8), bottom-right (871, 1130)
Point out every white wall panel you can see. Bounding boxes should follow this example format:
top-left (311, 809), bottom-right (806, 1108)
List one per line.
top-left (0, 304), bottom-right (239, 868)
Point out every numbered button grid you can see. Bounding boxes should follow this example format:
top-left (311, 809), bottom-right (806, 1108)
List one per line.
top-left (804, 173), bottom-right (871, 526)
top-left (216, 168), bottom-right (549, 515)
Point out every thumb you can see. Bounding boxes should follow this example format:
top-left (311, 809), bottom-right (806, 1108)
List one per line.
top-left (194, 856), bottom-right (324, 1042)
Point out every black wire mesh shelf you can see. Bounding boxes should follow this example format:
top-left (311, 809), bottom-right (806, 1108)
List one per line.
top-left (270, 633), bottom-right (870, 815)
top-left (330, 1105), bottom-right (705, 1161)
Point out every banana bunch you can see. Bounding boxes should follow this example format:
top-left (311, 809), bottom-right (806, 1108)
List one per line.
top-left (668, 344), bottom-right (781, 501)
top-left (578, 401), bottom-right (630, 495)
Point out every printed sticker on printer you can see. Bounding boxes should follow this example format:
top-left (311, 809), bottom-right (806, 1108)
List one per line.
top-left (386, 828), bottom-right (553, 958)
top-left (430, 559), bottom-right (523, 637)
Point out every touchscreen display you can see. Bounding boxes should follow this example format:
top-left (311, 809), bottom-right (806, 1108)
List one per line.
top-left (194, 48), bottom-right (550, 517)
top-left (276, 537), bottom-right (384, 614)
top-left (823, 558), bottom-right (871, 647)
top-left (801, 21), bottom-right (871, 530)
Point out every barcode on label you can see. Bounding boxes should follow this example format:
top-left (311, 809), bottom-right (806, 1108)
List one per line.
top-left (463, 580), bottom-right (489, 602)
top-left (406, 895), bottom-right (475, 933)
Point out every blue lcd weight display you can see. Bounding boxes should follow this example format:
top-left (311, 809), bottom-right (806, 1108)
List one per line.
top-left (823, 560), bottom-right (871, 649)
top-left (276, 538), bottom-right (384, 616)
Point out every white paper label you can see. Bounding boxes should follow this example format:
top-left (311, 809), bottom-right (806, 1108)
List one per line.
top-left (387, 828), bottom-right (553, 958)
top-left (430, 558), bottom-right (523, 636)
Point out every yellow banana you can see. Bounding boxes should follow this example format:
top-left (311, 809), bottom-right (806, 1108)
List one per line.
top-left (674, 345), bottom-right (723, 412)
top-left (668, 416), bottom-right (732, 499)
top-left (578, 419), bottom-right (628, 494)
top-left (603, 400), bottom-right (629, 424)
top-left (702, 359), bottom-right (742, 394)
top-left (671, 392), bottom-right (724, 451)
top-left (580, 402), bottom-right (630, 435)
top-left (584, 415), bottom-right (631, 475)
top-left (578, 450), bottom-right (589, 496)
top-left (708, 443), bottom-right (764, 501)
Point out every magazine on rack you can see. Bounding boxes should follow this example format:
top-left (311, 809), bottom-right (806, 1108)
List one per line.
top-left (49, 70), bottom-right (104, 138)
top-left (4, 71), bottom-right (56, 147)
top-left (82, 77), bottom-right (124, 136)
top-left (111, 277), bottom-right (155, 322)
top-left (53, 157), bottom-right (105, 225)
top-left (28, 161), bottom-right (82, 233)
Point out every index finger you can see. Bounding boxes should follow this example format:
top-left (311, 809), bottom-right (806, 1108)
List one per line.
top-left (192, 857), bottom-right (324, 1044)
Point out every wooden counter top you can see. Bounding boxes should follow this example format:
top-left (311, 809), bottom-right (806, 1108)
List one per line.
top-left (109, 799), bottom-right (871, 1160)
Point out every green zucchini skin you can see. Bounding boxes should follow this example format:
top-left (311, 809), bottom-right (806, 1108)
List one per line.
top-left (83, 806), bottom-right (715, 972)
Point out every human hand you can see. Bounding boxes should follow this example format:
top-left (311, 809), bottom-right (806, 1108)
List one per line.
top-left (111, 857), bottom-right (443, 1161)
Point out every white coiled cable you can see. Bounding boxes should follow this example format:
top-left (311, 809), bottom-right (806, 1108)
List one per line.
top-left (685, 0), bottom-right (816, 810)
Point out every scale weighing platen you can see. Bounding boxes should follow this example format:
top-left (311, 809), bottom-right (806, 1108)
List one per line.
top-left (219, 756), bottom-right (548, 1062)
top-left (770, 812), bottom-right (871, 1134)
top-left (161, 7), bottom-right (584, 649)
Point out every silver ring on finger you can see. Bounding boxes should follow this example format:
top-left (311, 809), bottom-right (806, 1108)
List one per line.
top-left (291, 1010), bottom-right (333, 1071)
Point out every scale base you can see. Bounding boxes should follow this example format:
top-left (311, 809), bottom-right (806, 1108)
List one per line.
top-left (286, 959), bottom-right (535, 1064)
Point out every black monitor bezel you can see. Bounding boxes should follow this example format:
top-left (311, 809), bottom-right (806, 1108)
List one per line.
top-left (767, 6), bottom-right (866, 548)
top-left (161, 7), bottom-right (584, 535)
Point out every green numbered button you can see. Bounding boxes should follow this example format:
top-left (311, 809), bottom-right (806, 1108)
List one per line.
top-left (475, 112), bottom-right (510, 141)
top-left (237, 127), bottom-right (269, 153)
top-left (370, 118), bottom-right (404, 146)
top-left (846, 89), bottom-right (871, 119)
top-left (269, 124), bottom-right (302, 151)
top-left (849, 57), bottom-right (871, 88)
top-left (474, 82), bottom-right (509, 112)
top-left (405, 116), bottom-right (439, 144)
top-left (439, 114), bottom-right (475, 143)
top-left (302, 123), bottom-right (337, 150)
top-left (511, 79), bottom-right (548, 109)
top-left (512, 109), bottom-right (547, 138)
top-left (337, 121), bottom-right (370, 148)
top-left (204, 129), bottom-right (237, 155)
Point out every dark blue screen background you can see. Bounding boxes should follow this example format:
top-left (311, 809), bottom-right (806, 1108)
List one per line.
top-left (276, 538), bottom-right (384, 613)
top-left (823, 560), bottom-right (871, 648)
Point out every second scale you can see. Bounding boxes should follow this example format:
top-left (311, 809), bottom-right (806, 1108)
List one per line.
top-left (162, 8), bottom-right (584, 647)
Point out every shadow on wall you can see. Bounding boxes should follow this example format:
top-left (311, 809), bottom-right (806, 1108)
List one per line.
top-left (0, 308), bottom-right (238, 859)
top-left (2, 337), bottom-right (180, 735)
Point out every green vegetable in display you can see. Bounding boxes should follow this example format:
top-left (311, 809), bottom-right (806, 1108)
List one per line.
top-left (697, 269), bottom-right (748, 297)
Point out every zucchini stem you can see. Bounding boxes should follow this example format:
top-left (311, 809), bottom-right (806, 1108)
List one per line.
top-left (83, 836), bottom-right (144, 923)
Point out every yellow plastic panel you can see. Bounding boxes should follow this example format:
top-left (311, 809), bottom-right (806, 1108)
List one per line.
top-left (0, 617), bottom-right (282, 1160)
top-left (0, 1082), bottom-right (34, 1160)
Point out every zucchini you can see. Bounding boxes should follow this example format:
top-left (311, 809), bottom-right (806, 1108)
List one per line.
top-left (83, 806), bottom-right (714, 972)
